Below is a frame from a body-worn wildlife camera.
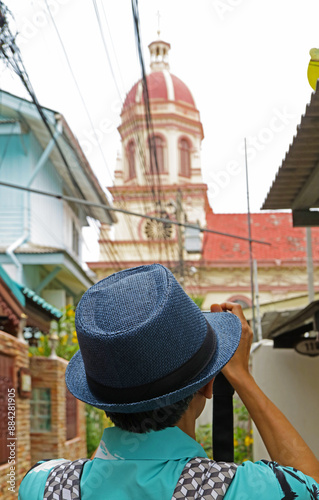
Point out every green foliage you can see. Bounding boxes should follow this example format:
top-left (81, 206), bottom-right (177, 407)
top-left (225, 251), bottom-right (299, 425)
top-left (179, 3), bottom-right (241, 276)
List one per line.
top-left (196, 403), bottom-right (253, 463)
top-left (86, 405), bottom-right (105, 457)
top-left (28, 333), bottom-right (51, 357)
top-left (190, 295), bottom-right (205, 309)
top-left (52, 304), bottom-right (79, 361)
top-left (196, 423), bottom-right (213, 458)
top-left (233, 402), bottom-right (253, 463)
top-left (28, 304), bottom-right (79, 360)
top-left (86, 406), bottom-right (115, 457)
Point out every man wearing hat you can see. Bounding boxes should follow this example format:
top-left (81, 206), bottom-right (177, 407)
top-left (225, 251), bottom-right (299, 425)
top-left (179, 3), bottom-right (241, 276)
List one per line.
top-left (19, 264), bottom-right (319, 499)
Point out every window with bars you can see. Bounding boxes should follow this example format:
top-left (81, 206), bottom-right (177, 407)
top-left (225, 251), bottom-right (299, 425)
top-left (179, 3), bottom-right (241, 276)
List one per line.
top-left (30, 388), bottom-right (51, 432)
top-left (179, 138), bottom-right (191, 177)
top-left (0, 354), bottom-right (14, 464)
top-left (66, 387), bottom-right (78, 440)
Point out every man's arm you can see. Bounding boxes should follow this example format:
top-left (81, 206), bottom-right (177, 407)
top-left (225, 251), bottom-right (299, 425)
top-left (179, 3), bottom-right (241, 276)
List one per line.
top-left (211, 302), bottom-right (319, 483)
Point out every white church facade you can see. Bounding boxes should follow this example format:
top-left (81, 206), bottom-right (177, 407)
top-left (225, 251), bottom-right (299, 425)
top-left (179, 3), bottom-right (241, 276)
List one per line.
top-left (88, 38), bottom-right (319, 320)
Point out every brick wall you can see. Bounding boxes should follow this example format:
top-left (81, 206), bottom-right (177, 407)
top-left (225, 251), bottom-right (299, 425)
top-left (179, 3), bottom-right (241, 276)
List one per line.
top-left (30, 357), bottom-right (87, 464)
top-left (0, 331), bottom-right (30, 500)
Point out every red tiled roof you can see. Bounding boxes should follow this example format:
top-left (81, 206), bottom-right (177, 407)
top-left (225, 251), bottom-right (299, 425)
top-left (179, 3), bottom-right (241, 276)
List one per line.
top-left (203, 212), bottom-right (319, 263)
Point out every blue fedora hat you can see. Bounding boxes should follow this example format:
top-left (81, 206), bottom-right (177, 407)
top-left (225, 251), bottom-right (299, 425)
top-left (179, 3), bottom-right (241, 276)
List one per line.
top-left (65, 264), bottom-right (242, 413)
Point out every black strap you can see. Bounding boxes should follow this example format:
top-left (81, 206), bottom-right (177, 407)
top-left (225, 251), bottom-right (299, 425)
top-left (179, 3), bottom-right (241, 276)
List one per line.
top-left (213, 373), bottom-right (235, 462)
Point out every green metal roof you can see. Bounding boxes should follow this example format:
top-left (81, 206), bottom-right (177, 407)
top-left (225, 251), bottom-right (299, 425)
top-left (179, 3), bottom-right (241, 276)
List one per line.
top-left (0, 265), bottom-right (26, 306)
top-left (0, 266), bottom-right (62, 320)
top-left (16, 283), bottom-right (63, 319)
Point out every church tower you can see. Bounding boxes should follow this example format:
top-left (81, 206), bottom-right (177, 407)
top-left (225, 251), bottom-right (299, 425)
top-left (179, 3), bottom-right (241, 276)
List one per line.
top-left (91, 39), bottom-right (211, 282)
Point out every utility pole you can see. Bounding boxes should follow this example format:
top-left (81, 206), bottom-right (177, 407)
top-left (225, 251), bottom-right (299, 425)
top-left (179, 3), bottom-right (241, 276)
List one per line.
top-left (176, 189), bottom-right (185, 287)
top-left (244, 138), bottom-right (256, 338)
top-left (306, 227), bottom-right (315, 303)
top-left (253, 259), bottom-right (263, 341)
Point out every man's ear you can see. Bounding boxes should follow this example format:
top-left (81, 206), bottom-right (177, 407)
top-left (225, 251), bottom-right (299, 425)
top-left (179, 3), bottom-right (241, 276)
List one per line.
top-left (198, 378), bottom-right (214, 400)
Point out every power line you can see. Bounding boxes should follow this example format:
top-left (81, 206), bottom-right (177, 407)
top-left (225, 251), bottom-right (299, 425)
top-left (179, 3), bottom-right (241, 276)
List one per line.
top-left (91, 0), bottom-right (124, 100)
top-left (131, 0), bottom-right (164, 204)
top-left (91, 0), bottom-right (171, 266)
top-left (131, 0), bottom-right (175, 268)
top-left (0, 180), bottom-right (271, 245)
top-left (44, 0), bottom-right (144, 266)
top-left (0, 3), bottom-right (88, 201)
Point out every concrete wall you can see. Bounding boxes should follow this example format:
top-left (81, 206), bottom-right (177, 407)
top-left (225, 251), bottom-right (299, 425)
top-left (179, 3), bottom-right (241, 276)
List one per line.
top-left (251, 341), bottom-right (319, 461)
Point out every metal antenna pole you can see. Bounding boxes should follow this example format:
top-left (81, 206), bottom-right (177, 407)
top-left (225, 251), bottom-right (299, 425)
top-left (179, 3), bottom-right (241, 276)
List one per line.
top-left (306, 227), bottom-right (315, 303)
top-left (176, 189), bottom-right (185, 287)
top-left (244, 138), bottom-right (256, 338)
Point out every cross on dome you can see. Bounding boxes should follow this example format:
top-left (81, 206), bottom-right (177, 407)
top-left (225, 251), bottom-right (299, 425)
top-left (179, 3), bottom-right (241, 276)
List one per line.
top-left (156, 10), bottom-right (161, 38)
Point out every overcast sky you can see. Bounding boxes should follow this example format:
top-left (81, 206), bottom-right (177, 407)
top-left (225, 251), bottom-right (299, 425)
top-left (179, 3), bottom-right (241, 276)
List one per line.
top-left (2, 0), bottom-right (318, 218)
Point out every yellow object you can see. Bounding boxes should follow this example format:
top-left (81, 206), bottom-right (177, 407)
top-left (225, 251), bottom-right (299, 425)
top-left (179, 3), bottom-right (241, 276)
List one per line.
top-left (244, 435), bottom-right (253, 447)
top-left (307, 48), bottom-right (319, 90)
top-left (61, 334), bottom-right (68, 345)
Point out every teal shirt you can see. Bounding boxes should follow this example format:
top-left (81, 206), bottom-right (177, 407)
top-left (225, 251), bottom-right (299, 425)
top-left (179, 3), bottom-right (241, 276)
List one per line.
top-left (19, 426), bottom-right (319, 500)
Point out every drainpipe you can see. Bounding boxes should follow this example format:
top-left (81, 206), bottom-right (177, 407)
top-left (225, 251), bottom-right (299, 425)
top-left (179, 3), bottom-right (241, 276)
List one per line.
top-left (6, 119), bottom-right (63, 283)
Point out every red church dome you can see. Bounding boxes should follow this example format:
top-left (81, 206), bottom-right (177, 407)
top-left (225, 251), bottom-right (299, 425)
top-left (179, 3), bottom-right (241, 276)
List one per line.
top-left (123, 71), bottom-right (196, 111)
top-left (122, 39), bottom-right (197, 113)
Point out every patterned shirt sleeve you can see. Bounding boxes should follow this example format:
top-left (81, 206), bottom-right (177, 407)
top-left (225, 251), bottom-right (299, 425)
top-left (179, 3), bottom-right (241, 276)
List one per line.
top-left (261, 460), bottom-right (319, 500)
top-left (225, 460), bottom-right (319, 500)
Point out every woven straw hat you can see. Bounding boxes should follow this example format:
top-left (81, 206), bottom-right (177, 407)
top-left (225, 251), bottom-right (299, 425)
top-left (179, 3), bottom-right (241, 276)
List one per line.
top-left (65, 264), bottom-right (241, 412)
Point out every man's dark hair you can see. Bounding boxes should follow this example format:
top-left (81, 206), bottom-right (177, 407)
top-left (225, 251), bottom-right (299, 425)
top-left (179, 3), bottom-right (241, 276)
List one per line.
top-left (105, 394), bottom-right (194, 433)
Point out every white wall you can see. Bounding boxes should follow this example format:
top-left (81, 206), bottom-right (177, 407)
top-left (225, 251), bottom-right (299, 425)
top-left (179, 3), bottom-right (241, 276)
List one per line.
top-left (42, 289), bottom-right (66, 310)
top-left (251, 341), bottom-right (319, 460)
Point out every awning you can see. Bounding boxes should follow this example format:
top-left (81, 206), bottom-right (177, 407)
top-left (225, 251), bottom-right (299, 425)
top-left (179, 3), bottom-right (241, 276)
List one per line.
top-left (262, 82), bottom-right (319, 226)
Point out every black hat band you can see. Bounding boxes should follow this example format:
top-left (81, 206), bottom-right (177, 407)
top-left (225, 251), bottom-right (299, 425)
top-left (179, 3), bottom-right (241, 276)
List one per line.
top-left (85, 320), bottom-right (217, 405)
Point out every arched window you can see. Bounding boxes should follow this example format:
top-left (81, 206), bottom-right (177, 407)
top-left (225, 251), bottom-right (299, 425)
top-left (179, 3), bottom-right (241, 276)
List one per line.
top-left (127, 140), bottom-right (136, 179)
top-left (179, 138), bottom-right (191, 177)
top-left (149, 135), bottom-right (165, 174)
top-left (227, 295), bottom-right (251, 310)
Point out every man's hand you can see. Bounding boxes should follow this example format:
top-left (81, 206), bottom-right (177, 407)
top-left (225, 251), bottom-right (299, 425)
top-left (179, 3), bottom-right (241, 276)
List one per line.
top-left (210, 302), bottom-right (253, 385)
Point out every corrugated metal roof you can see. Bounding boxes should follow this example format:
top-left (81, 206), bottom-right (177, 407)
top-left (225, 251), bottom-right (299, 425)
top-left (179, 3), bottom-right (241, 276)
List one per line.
top-left (0, 264), bottom-right (61, 319)
top-left (0, 265), bottom-right (25, 305)
top-left (0, 243), bottom-right (61, 254)
top-left (262, 82), bottom-right (319, 210)
top-left (16, 283), bottom-right (62, 319)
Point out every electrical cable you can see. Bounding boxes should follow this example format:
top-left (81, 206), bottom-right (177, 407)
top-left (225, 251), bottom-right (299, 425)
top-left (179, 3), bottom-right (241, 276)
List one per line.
top-left (0, 181), bottom-right (271, 245)
top-left (44, 0), bottom-right (143, 267)
top-left (91, 0), bottom-right (164, 264)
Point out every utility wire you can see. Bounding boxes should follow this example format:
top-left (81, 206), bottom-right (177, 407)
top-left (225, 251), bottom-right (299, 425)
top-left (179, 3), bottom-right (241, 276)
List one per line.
top-left (44, 0), bottom-right (141, 265)
top-left (131, 0), bottom-right (174, 267)
top-left (131, 0), bottom-right (164, 204)
top-left (0, 181), bottom-right (271, 246)
top-left (92, 0), bottom-right (124, 100)
top-left (0, 2), bottom-right (87, 201)
top-left (92, 0), bottom-right (167, 264)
